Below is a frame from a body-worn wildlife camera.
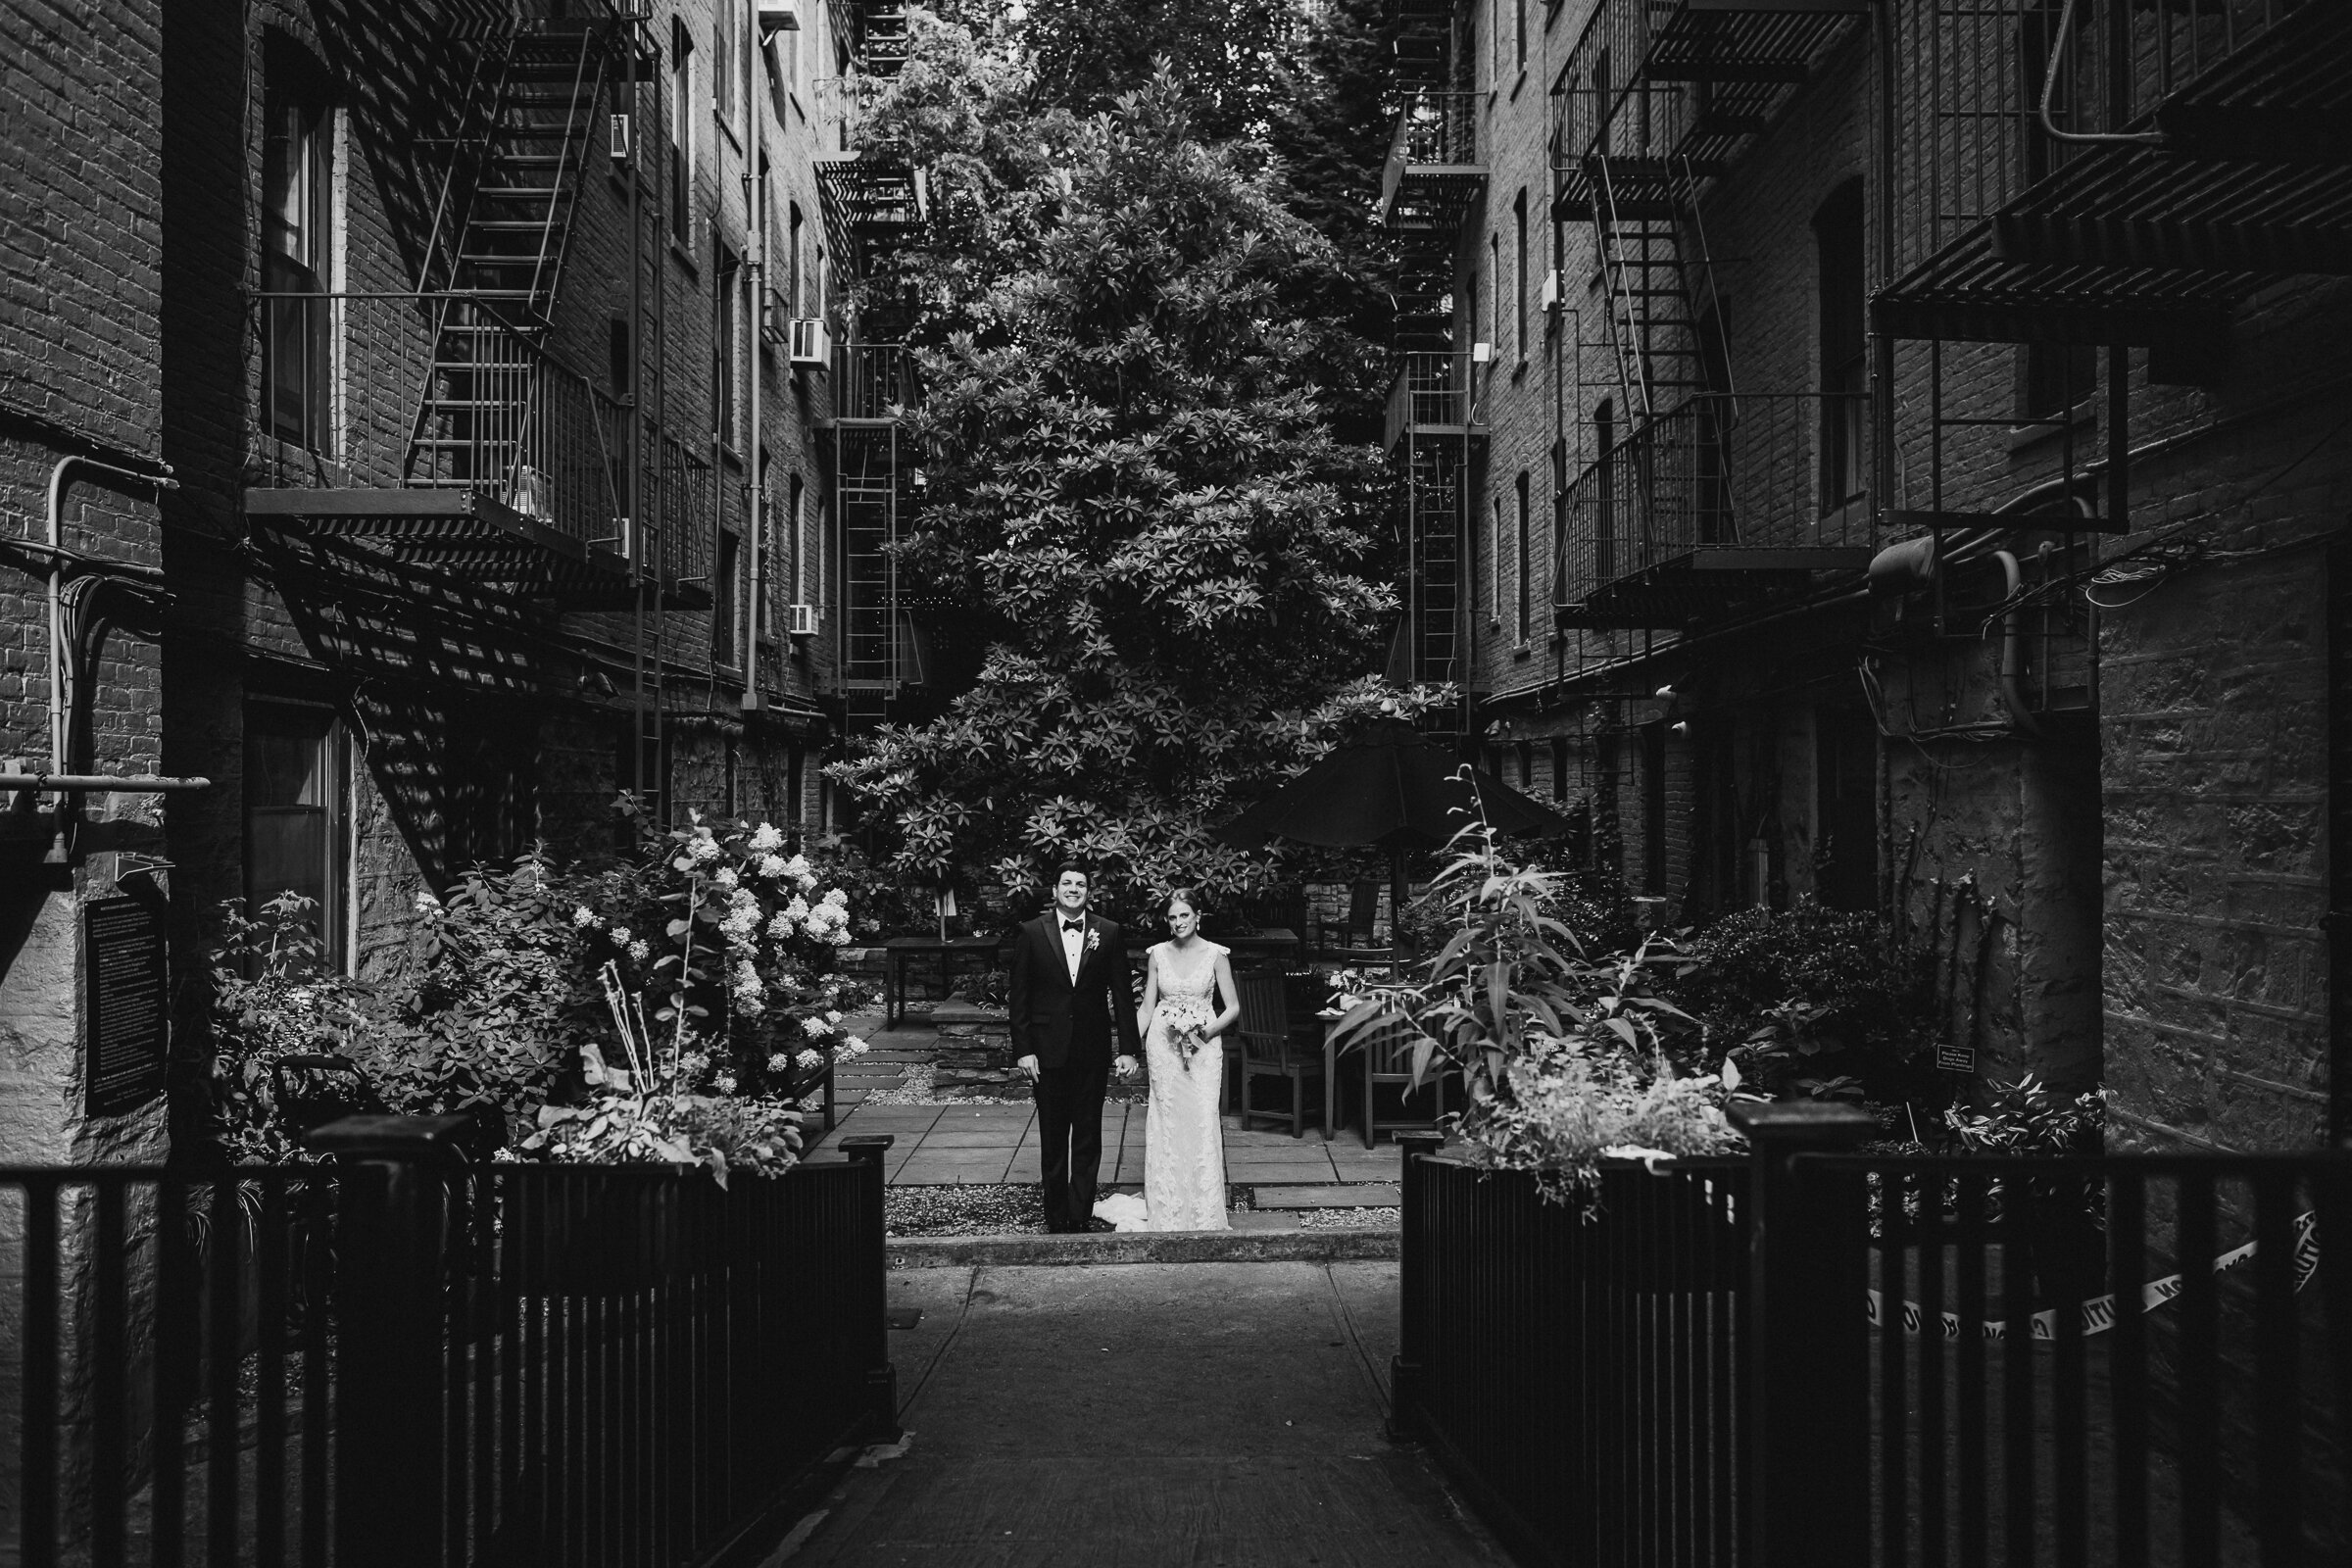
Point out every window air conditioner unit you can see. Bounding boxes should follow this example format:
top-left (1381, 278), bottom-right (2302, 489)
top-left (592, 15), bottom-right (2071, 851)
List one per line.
top-left (789, 318), bottom-right (829, 368)
top-left (609, 114), bottom-right (631, 164)
top-left (786, 603), bottom-right (819, 637)
top-left (1539, 270), bottom-right (1562, 313)
top-left (758, 0), bottom-right (803, 36)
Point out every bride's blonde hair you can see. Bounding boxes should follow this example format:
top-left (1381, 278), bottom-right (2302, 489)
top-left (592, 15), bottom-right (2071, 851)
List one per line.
top-left (1164, 887), bottom-right (1203, 917)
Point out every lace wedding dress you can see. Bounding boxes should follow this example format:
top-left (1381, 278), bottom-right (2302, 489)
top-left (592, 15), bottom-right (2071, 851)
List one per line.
top-left (1138, 939), bottom-right (1230, 1231)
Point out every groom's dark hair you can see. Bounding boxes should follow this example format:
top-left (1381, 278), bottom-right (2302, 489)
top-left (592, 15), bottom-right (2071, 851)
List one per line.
top-left (1052, 861), bottom-right (1091, 885)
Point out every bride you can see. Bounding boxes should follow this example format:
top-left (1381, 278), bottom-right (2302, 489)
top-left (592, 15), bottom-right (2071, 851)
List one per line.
top-left (1100, 888), bottom-right (1237, 1232)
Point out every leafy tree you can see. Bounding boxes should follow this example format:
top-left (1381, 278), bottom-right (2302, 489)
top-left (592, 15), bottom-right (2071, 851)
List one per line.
top-left (833, 17), bottom-right (1446, 913)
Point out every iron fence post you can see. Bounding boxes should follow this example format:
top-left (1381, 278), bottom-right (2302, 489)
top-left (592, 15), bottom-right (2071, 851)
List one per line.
top-left (841, 1133), bottom-right (900, 1437)
top-left (1730, 1101), bottom-right (1877, 1568)
top-left (1390, 1129), bottom-right (1446, 1442)
top-left (307, 1112), bottom-right (480, 1568)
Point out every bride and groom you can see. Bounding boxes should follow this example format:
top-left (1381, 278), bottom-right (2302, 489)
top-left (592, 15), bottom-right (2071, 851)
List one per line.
top-left (1008, 865), bottom-right (1236, 1233)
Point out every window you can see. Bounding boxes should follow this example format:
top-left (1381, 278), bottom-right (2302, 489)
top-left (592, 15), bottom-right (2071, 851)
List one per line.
top-left (788, 204), bottom-right (805, 316)
top-left (1515, 741), bottom-right (1534, 791)
top-left (1512, 189), bottom-right (1528, 362)
top-left (1487, 234), bottom-right (1500, 357)
top-left (263, 68), bottom-right (336, 451)
top-left (1550, 737), bottom-right (1569, 802)
top-left (1814, 180), bottom-right (1867, 510)
top-left (1549, 438), bottom-right (1568, 617)
top-left (714, 0), bottom-right (738, 131)
top-left (788, 471), bottom-right (806, 609)
top-left (787, 744), bottom-right (805, 829)
top-left (715, 245), bottom-right (739, 448)
top-left (1515, 0), bottom-right (1527, 71)
top-left (669, 20), bottom-right (695, 243)
top-left (1642, 721), bottom-right (1668, 895)
top-left (715, 529), bottom-right (741, 666)
top-left (1514, 471), bottom-right (1531, 643)
top-left (1594, 399), bottom-right (1616, 582)
top-left (608, 315), bottom-right (631, 393)
top-left (244, 703), bottom-right (350, 972)
top-left (2020, 342), bottom-right (2096, 424)
top-left (1489, 495), bottom-right (1503, 626)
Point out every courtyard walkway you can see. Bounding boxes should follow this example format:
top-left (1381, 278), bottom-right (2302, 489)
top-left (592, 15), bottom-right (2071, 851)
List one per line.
top-left (767, 1261), bottom-right (1507, 1567)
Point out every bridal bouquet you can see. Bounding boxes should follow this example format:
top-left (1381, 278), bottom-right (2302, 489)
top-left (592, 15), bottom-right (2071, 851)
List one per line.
top-left (1160, 1000), bottom-right (1215, 1072)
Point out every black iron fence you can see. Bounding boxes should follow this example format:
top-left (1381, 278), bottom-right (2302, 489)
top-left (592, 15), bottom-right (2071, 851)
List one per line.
top-left (1396, 1108), bottom-right (2352, 1567)
top-left (1, 1125), bottom-right (896, 1567)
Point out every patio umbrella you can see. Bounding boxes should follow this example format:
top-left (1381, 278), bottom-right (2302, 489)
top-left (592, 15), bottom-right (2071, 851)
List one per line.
top-left (1210, 721), bottom-right (1573, 952)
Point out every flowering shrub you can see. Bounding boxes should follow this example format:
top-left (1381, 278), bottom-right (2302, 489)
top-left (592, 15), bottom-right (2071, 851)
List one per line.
top-left (202, 806), bottom-right (876, 1179)
top-left (1329, 824), bottom-right (1740, 1200)
top-left (204, 893), bottom-right (377, 1162)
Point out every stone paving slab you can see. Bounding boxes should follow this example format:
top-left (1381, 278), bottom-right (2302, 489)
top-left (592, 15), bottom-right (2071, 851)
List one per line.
top-left (1252, 1184), bottom-right (1403, 1208)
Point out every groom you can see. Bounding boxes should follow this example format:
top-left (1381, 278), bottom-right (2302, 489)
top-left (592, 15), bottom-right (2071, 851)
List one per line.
top-left (1007, 864), bottom-right (1142, 1233)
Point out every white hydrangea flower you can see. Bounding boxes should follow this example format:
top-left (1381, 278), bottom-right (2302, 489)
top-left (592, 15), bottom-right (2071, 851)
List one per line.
top-left (571, 905), bottom-right (596, 927)
top-left (627, 939), bottom-right (651, 961)
top-left (843, 1037), bottom-right (869, 1057)
top-left (784, 895), bottom-right (811, 922)
top-left (736, 994), bottom-right (765, 1017)
top-left (767, 1052), bottom-right (791, 1072)
top-left (712, 866), bottom-right (739, 890)
top-left (824, 1009), bottom-right (843, 1024)
top-left (416, 890), bottom-right (441, 912)
top-left (801, 1015), bottom-right (832, 1038)
top-left (715, 1074), bottom-right (738, 1095)
top-left (796, 1049), bottom-right (824, 1071)
top-left (735, 959), bottom-right (760, 987)
top-left (610, 926), bottom-right (632, 946)
top-left (758, 854), bottom-right (788, 879)
top-left (822, 888), bottom-right (849, 909)
top-left (688, 834), bottom-right (722, 864)
top-left (765, 910), bottom-right (797, 939)
top-left (749, 822), bottom-right (784, 853)
top-left (828, 926), bottom-right (851, 947)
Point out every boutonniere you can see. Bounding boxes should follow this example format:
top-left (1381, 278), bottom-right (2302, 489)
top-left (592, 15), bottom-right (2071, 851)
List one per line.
top-left (1084, 928), bottom-right (1102, 953)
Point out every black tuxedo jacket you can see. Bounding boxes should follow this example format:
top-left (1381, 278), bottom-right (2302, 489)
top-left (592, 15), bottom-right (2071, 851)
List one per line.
top-left (1006, 912), bottom-right (1142, 1070)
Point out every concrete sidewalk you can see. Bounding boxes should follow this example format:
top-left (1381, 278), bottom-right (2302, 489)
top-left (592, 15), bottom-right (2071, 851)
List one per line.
top-left (770, 1262), bottom-right (1507, 1567)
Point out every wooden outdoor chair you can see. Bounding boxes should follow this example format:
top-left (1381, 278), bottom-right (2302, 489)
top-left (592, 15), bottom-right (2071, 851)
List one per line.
top-left (1315, 880), bottom-right (1392, 961)
top-left (1358, 1018), bottom-right (1450, 1149)
top-left (1235, 970), bottom-right (1326, 1138)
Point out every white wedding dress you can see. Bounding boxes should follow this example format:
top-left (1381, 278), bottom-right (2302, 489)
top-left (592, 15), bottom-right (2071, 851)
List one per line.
top-left (1115, 939), bottom-right (1231, 1232)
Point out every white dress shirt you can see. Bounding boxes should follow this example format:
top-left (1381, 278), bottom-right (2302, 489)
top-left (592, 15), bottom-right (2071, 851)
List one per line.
top-left (1059, 914), bottom-right (1085, 982)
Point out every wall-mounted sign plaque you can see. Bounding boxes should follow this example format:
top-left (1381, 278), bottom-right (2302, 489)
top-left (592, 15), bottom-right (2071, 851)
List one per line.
top-left (1935, 1042), bottom-right (1978, 1075)
top-left (85, 896), bottom-right (169, 1116)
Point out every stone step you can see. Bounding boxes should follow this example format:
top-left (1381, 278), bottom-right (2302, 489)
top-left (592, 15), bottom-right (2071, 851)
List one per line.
top-left (1251, 1184), bottom-right (1402, 1209)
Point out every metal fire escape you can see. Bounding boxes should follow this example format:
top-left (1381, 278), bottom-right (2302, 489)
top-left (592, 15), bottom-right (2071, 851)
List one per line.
top-left (246, 20), bottom-right (642, 605)
top-left (816, 2), bottom-right (926, 734)
top-left (1551, 0), bottom-right (1868, 631)
top-left (1378, 1), bottom-right (1487, 717)
top-left (1878, 0), bottom-right (2352, 536)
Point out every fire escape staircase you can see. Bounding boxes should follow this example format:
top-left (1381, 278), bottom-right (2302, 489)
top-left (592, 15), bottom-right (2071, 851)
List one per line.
top-left (246, 22), bottom-right (637, 607)
top-left (821, 6), bottom-right (926, 725)
top-left (1554, 3), bottom-right (1870, 631)
top-left (1377, 6), bottom-right (1486, 702)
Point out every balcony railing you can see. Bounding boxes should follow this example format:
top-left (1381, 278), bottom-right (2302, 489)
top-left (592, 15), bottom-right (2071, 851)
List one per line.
top-left (1890, 0), bottom-right (2315, 279)
top-left (1552, 0), bottom-right (1861, 218)
top-left (249, 292), bottom-right (714, 597)
top-left (1557, 391), bottom-right (1871, 627)
top-left (831, 342), bottom-right (917, 424)
top-left (1385, 351), bottom-right (1488, 451)
top-left (1379, 90), bottom-right (1485, 225)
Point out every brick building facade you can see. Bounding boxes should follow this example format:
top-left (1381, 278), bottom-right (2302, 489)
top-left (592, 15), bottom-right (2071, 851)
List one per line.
top-left (1381, 0), bottom-right (2352, 1151)
top-left (1, 0), bottom-right (919, 1160)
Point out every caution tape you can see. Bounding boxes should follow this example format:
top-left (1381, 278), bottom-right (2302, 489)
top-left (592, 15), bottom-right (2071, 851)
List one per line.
top-left (1866, 1210), bottom-right (2320, 1342)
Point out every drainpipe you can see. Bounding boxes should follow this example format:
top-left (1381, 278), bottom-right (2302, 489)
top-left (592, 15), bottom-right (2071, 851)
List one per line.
top-left (1990, 550), bottom-right (2042, 738)
top-left (744, 8), bottom-right (765, 706)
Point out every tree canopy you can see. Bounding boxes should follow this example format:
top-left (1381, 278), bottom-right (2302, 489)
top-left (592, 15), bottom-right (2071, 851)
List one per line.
top-left (830, 14), bottom-right (1446, 912)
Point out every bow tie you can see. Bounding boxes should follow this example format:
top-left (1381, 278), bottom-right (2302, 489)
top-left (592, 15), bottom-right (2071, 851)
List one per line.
top-left (1061, 918), bottom-right (1086, 933)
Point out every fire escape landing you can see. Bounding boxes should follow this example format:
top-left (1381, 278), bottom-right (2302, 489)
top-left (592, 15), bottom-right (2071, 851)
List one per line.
top-left (246, 22), bottom-right (656, 608)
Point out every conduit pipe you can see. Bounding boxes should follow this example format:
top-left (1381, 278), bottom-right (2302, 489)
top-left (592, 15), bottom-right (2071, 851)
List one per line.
top-left (1989, 550), bottom-right (2043, 738)
top-left (43, 455), bottom-right (179, 801)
